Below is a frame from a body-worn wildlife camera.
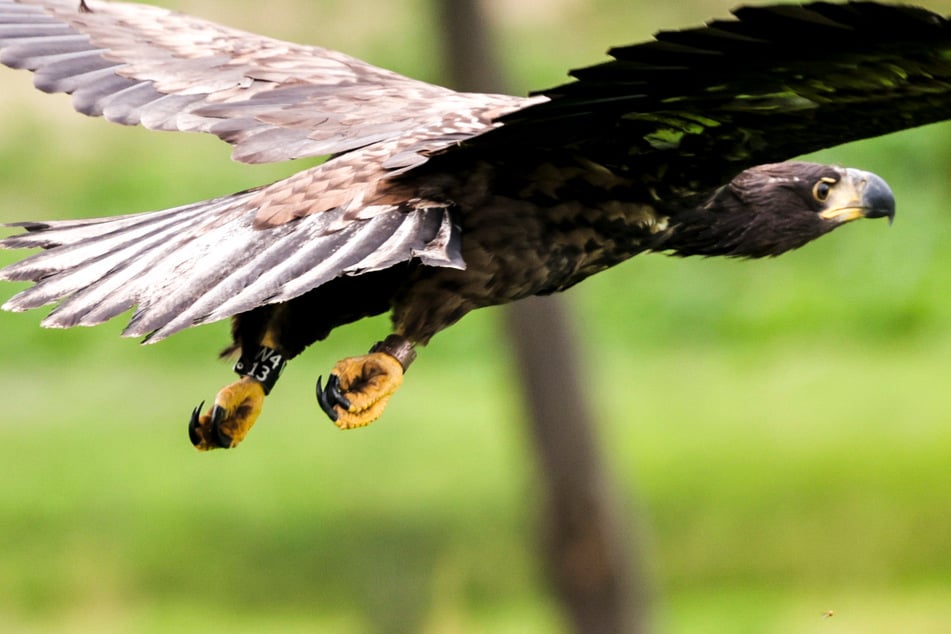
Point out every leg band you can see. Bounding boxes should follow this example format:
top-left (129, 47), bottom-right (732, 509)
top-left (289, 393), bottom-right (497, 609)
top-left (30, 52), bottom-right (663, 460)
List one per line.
top-left (234, 346), bottom-right (286, 395)
top-left (370, 335), bottom-right (416, 372)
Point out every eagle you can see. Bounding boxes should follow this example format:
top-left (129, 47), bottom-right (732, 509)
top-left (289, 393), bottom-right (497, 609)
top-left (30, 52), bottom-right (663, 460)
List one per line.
top-left (0, 0), bottom-right (944, 450)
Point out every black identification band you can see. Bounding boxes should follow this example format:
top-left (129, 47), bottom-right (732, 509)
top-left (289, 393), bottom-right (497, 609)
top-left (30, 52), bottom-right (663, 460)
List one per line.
top-left (233, 346), bottom-right (287, 395)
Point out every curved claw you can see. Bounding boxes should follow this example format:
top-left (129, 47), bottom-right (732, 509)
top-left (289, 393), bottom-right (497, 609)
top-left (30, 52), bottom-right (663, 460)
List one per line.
top-left (210, 405), bottom-right (232, 448)
top-left (187, 377), bottom-right (265, 451)
top-left (316, 376), bottom-right (336, 421)
top-left (317, 352), bottom-right (405, 430)
top-left (188, 401), bottom-right (205, 447)
top-left (316, 374), bottom-right (350, 422)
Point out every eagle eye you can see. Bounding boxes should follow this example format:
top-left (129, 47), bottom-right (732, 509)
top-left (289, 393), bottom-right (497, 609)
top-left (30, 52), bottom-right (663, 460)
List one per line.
top-left (812, 177), bottom-right (836, 202)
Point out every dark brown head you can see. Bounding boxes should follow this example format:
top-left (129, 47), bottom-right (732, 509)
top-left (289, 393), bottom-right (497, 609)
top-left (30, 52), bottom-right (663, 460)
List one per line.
top-left (665, 161), bottom-right (895, 258)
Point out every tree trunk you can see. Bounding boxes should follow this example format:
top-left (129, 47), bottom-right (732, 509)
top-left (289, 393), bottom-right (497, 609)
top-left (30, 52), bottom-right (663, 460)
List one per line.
top-left (433, 2), bottom-right (652, 632)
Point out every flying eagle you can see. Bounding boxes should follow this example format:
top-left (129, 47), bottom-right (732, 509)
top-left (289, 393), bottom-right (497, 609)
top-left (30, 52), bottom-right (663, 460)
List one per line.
top-left (0, 0), bottom-right (945, 450)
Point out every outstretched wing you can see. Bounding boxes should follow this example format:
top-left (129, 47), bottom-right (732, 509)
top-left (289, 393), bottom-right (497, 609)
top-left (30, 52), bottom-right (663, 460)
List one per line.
top-left (0, 0), bottom-right (531, 339)
top-left (0, 0), bottom-right (544, 339)
top-left (469, 2), bottom-right (951, 194)
top-left (0, 156), bottom-right (464, 341)
top-left (0, 0), bottom-right (526, 165)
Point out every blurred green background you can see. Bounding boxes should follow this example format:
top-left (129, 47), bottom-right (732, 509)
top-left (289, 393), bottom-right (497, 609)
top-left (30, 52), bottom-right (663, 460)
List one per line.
top-left (1, 0), bottom-right (950, 632)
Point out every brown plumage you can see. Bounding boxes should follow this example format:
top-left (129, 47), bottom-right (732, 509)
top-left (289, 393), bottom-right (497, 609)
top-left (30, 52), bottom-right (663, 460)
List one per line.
top-left (0, 1), bottom-right (942, 448)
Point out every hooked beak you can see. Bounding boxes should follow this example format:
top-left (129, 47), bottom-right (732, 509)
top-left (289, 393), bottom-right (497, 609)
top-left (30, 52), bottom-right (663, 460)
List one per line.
top-left (818, 168), bottom-right (896, 225)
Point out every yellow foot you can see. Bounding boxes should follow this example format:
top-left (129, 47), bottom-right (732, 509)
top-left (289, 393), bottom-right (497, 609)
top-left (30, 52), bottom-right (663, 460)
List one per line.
top-left (316, 352), bottom-right (405, 429)
top-left (188, 376), bottom-right (265, 450)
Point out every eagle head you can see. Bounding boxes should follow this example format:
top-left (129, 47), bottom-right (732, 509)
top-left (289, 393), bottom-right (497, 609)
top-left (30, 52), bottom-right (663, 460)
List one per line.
top-left (666, 161), bottom-right (895, 258)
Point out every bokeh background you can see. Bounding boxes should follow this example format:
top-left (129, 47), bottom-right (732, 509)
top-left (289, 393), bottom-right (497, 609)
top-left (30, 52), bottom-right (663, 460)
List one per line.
top-left (1, 0), bottom-right (950, 632)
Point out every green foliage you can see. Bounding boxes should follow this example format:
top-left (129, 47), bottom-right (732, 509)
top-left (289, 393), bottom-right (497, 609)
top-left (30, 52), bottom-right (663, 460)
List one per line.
top-left (1, 1), bottom-right (950, 631)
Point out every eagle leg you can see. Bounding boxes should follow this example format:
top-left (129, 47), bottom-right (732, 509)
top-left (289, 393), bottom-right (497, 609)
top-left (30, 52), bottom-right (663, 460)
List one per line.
top-left (188, 376), bottom-right (266, 450)
top-left (316, 334), bottom-right (416, 429)
top-left (188, 331), bottom-right (286, 451)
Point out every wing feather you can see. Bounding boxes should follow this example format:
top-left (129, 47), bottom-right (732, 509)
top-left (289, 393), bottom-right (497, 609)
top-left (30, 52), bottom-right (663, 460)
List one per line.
top-left (0, 0), bottom-right (517, 336)
top-left (0, 0), bottom-right (529, 164)
top-left (476, 2), bottom-right (951, 192)
top-left (1, 164), bottom-right (463, 341)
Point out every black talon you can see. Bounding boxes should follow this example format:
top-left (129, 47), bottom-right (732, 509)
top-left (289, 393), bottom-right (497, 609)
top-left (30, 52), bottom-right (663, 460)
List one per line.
top-left (328, 375), bottom-right (352, 409)
top-left (188, 401), bottom-right (205, 446)
top-left (210, 405), bottom-right (232, 448)
top-left (316, 375), bottom-right (350, 422)
top-left (316, 376), bottom-right (338, 421)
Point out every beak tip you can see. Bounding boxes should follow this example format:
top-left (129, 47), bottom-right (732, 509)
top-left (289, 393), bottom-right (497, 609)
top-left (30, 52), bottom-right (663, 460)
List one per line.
top-left (855, 170), bottom-right (896, 225)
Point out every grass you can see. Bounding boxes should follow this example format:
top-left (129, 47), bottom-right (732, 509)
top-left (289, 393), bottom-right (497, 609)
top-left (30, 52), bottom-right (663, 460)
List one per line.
top-left (0, 321), bottom-right (949, 632)
top-left (1, 0), bottom-right (951, 631)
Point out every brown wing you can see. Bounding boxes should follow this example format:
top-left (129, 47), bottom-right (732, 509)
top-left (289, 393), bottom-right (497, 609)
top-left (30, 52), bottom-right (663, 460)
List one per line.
top-left (469, 2), bottom-right (951, 196)
top-left (0, 145), bottom-right (465, 341)
top-left (0, 0), bottom-right (528, 164)
top-left (0, 0), bottom-right (531, 340)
